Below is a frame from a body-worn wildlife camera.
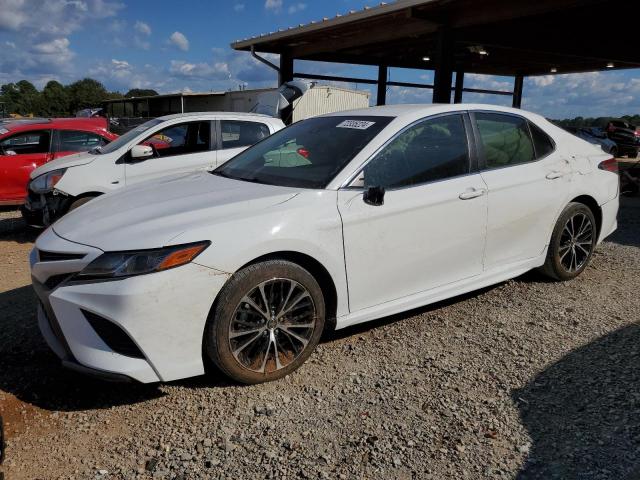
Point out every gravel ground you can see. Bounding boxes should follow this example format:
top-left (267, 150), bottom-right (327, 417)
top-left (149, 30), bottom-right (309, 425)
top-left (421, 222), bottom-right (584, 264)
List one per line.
top-left (0, 197), bottom-right (639, 480)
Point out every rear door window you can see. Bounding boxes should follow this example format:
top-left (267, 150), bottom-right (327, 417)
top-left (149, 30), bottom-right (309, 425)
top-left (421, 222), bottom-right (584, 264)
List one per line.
top-left (1, 130), bottom-right (51, 155)
top-left (141, 121), bottom-right (212, 158)
top-left (57, 130), bottom-right (109, 152)
top-left (220, 121), bottom-right (270, 149)
top-left (475, 113), bottom-right (535, 168)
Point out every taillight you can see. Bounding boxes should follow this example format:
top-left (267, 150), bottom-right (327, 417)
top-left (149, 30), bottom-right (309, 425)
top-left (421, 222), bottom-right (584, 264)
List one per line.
top-left (598, 158), bottom-right (618, 173)
top-left (297, 147), bottom-right (310, 158)
top-left (634, 130), bottom-right (640, 137)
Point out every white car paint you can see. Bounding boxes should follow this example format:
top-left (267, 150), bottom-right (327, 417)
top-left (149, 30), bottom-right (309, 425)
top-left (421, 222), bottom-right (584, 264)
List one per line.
top-left (30, 104), bottom-right (619, 383)
top-left (29, 112), bottom-right (285, 198)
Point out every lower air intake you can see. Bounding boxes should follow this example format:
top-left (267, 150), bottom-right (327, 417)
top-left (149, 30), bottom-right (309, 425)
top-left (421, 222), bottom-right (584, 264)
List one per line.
top-left (82, 310), bottom-right (145, 359)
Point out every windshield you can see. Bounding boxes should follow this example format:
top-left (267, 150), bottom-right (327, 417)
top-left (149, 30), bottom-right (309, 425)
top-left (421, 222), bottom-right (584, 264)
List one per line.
top-left (214, 116), bottom-right (393, 188)
top-left (94, 118), bottom-right (164, 154)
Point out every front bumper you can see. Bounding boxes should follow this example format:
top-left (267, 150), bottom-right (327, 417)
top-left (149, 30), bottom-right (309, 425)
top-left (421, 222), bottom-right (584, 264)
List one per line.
top-left (21, 189), bottom-right (71, 228)
top-left (31, 228), bottom-right (230, 383)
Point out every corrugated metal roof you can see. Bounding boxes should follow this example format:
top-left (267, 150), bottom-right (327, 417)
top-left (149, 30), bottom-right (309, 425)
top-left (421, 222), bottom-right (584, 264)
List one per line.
top-left (231, 0), bottom-right (437, 49)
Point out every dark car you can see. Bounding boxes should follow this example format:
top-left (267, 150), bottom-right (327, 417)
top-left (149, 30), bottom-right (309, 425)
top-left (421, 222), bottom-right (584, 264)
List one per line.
top-left (605, 119), bottom-right (640, 158)
top-left (565, 126), bottom-right (618, 156)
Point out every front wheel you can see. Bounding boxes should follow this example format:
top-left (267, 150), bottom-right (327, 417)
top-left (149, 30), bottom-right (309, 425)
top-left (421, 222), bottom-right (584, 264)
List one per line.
top-left (540, 202), bottom-right (597, 281)
top-left (204, 260), bottom-right (325, 384)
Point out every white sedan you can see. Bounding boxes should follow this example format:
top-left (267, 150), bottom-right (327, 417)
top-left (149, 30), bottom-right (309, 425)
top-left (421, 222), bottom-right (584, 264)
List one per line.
top-left (30, 104), bottom-right (619, 384)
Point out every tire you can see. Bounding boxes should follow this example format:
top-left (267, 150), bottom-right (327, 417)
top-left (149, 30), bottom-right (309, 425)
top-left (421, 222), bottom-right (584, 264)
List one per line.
top-left (540, 202), bottom-right (597, 281)
top-left (204, 260), bottom-right (326, 384)
top-left (610, 146), bottom-right (618, 158)
top-left (68, 195), bottom-right (96, 212)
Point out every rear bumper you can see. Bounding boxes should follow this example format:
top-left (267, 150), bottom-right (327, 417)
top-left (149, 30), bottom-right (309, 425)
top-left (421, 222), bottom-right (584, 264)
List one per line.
top-left (599, 194), bottom-right (619, 243)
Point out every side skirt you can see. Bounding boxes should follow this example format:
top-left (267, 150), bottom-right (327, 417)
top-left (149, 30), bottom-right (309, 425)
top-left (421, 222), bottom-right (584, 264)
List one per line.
top-left (334, 253), bottom-right (547, 331)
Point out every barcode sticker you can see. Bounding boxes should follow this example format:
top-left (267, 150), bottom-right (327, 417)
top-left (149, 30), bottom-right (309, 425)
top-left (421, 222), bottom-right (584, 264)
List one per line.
top-left (336, 120), bottom-right (376, 130)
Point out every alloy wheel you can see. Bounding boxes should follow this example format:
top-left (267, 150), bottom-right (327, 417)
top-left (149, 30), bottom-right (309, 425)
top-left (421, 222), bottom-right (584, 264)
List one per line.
top-left (558, 212), bottom-right (594, 273)
top-left (228, 278), bottom-right (317, 373)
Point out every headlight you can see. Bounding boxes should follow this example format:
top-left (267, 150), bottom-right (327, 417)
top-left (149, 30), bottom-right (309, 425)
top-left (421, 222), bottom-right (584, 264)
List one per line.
top-left (30, 169), bottom-right (67, 194)
top-left (75, 241), bottom-right (210, 280)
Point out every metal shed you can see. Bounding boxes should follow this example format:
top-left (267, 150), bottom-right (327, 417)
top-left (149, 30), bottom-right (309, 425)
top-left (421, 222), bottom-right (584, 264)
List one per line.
top-left (232, 0), bottom-right (640, 109)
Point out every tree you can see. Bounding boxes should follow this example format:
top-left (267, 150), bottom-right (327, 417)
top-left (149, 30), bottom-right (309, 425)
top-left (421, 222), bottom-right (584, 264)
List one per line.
top-left (42, 80), bottom-right (70, 116)
top-left (67, 78), bottom-right (109, 112)
top-left (125, 88), bottom-right (158, 98)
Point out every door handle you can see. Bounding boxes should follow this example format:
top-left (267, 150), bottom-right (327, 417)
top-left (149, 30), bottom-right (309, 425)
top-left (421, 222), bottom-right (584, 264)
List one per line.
top-left (546, 171), bottom-right (566, 179)
top-left (459, 188), bottom-right (486, 200)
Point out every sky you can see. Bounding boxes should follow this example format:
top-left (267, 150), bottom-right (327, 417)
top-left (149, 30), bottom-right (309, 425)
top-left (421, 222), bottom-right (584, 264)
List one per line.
top-left (1, 0), bottom-right (639, 119)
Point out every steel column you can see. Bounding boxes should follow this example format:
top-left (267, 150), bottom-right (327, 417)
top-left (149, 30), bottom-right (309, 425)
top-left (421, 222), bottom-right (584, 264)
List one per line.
top-left (454, 71), bottom-right (464, 103)
top-left (377, 65), bottom-right (388, 106)
top-left (512, 75), bottom-right (524, 108)
top-left (432, 26), bottom-right (453, 104)
top-left (279, 53), bottom-right (294, 86)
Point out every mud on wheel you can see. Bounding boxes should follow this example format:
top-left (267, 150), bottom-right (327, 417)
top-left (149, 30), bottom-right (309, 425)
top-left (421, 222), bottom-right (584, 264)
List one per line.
top-left (204, 260), bottom-right (325, 384)
top-left (541, 202), bottom-right (597, 281)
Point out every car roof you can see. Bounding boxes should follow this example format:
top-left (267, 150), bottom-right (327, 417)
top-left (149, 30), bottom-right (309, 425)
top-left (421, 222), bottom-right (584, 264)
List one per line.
top-left (0, 117), bottom-right (109, 134)
top-left (319, 103), bottom-right (541, 119)
top-left (156, 111), bottom-right (281, 123)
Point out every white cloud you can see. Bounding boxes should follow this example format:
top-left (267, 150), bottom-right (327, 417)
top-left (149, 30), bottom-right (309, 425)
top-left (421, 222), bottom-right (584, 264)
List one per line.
top-left (234, 3), bottom-right (245, 12)
top-left (169, 60), bottom-right (230, 80)
top-left (265, 0), bottom-right (282, 11)
top-left (168, 31), bottom-right (189, 51)
top-left (31, 38), bottom-right (70, 54)
top-left (111, 59), bottom-right (131, 70)
top-left (0, 0), bottom-right (122, 80)
top-left (134, 20), bottom-right (151, 36)
top-left (288, 2), bottom-right (306, 14)
top-left (531, 75), bottom-right (555, 88)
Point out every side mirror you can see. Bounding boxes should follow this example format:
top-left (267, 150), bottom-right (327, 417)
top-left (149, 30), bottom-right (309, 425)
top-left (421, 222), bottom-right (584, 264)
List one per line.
top-left (363, 186), bottom-right (385, 206)
top-left (130, 144), bottom-right (154, 161)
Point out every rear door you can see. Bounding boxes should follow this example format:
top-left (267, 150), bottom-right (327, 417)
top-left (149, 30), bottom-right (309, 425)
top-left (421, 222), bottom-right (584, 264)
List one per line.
top-left (473, 112), bottom-right (569, 270)
top-left (216, 120), bottom-right (271, 167)
top-left (0, 129), bottom-right (52, 203)
top-left (338, 113), bottom-right (488, 312)
top-left (125, 120), bottom-right (216, 185)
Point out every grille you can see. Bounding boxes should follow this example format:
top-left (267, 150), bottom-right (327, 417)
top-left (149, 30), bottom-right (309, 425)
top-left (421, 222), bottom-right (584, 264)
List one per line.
top-left (44, 274), bottom-right (73, 290)
top-left (38, 250), bottom-right (86, 262)
top-left (82, 310), bottom-right (145, 359)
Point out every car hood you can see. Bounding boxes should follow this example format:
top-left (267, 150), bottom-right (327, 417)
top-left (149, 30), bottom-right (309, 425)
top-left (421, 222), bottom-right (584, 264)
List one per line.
top-left (30, 152), bottom-right (97, 179)
top-left (52, 172), bottom-right (300, 251)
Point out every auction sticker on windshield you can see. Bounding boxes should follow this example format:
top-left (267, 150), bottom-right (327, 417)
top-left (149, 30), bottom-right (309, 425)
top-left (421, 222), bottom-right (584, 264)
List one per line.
top-left (336, 120), bottom-right (376, 130)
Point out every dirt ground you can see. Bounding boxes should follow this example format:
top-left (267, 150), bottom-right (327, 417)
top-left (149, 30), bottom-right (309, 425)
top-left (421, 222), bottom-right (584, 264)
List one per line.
top-left (0, 195), bottom-right (639, 480)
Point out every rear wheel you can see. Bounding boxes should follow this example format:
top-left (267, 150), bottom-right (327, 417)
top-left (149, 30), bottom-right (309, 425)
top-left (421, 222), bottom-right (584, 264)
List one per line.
top-left (540, 202), bottom-right (597, 281)
top-left (204, 260), bottom-right (325, 384)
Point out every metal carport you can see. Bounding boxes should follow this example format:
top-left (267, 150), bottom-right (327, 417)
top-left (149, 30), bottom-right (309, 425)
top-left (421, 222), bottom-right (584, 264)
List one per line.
top-left (232, 0), bottom-right (640, 116)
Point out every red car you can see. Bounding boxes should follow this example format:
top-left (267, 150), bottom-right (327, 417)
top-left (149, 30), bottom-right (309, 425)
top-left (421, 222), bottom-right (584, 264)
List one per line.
top-left (0, 118), bottom-right (117, 205)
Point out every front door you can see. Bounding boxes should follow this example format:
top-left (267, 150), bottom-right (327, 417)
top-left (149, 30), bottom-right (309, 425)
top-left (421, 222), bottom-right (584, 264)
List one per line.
top-left (0, 129), bottom-right (52, 203)
top-left (125, 120), bottom-right (216, 186)
top-left (338, 113), bottom-right (488, 312)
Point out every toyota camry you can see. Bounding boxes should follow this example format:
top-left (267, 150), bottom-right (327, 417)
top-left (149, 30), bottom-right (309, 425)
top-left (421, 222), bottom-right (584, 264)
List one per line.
top-left (30, 104), bottom-right (619, 384)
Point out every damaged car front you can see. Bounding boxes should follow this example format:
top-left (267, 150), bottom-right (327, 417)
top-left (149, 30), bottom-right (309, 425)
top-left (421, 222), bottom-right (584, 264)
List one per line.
top-left (21, 150), bottom-right (101, 227)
